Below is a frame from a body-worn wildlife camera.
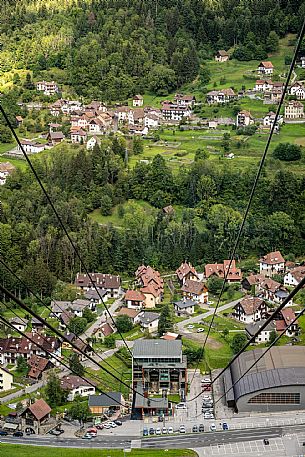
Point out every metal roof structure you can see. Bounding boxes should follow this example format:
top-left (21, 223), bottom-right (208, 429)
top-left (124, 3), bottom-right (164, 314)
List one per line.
top-left (133, 339), bottom-right (182, 358)
top-left (88, 392), bottom-right (123, 407)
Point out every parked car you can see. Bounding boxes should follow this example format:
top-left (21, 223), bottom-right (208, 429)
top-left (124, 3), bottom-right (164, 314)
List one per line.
top-left (210, 423), bottom-right (217, 432)
top-left (156, 428), bottom-right (161, 435)
top-left (114, 420), bottom-right (122, 426)
top-left (143, 428), bottom-right (149, 436)
top-left (149, 427), bottom-right (155, 435)
top-left (49, 429), bottom-right (64, 436)
top-left (162, 427), bottom-right (167, 434)
top-left (179, 425), bottom-right (186, 433)
top-left (203, 394), bottom-right (212, 400)
top-left (187, 324), bottom-right (194, 329)
top-left (197, 328), bottom-right (204, 333)
top-left (222, 422), bottom-right (229, 430)
top-left (168, 427), bottom-right (174, 434)
top-left (207, 301), bottom-right (214, 305)
top-left (202, 378), bottom-right (211, 384)
top-left (0, 430), bottom-right (8, 436)
top-left (199, 424), bottom-right (204, 432)
top-left (192, 425), bottom-right (198, 433)
top-left (96, 424), bottom-right (104, 430)
top-left (82, 433), bottom-right (92, 439)
top-left (13, 431), bottom-right (24, 437)
top-left (176, 402), bottom-right (187, 409)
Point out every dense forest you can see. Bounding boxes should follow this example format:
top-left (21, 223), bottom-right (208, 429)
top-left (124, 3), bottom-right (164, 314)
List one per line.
top-left (0, 0), bottom-right (304, 99)
top-left (1, 142), bottom-right (304, 298)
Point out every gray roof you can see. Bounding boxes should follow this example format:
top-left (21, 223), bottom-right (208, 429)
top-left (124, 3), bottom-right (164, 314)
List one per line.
top-left (51, 301), bottom-right (72, 313)
top-left (73, 298), bottom-right (90, 307)
top-left (84, 289), bottom-right (106, 300)
top-left (275, 289), bottom-right (288, 298)
top-left (229, 346), bottom-right (305, 403)
top-left (139, 312), bottom-right (159, 325)
top-left (174, 299), bottom-right (196, 309)
top-left (133, 339), bottom-right (182, 358)
top-left (88, 392), bottom-right (123, 407)
top-left (245, 319), bottom-right (275, 337)
top-left (10, 317), bottom-right (28, 326)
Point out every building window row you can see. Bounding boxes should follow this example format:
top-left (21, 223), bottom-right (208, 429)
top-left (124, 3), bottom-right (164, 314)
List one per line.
top-left (248, 392), bottom-right (300, 404)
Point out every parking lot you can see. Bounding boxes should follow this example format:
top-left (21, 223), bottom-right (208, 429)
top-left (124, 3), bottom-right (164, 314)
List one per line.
top-left (198, 437), bottom-right (286, 456)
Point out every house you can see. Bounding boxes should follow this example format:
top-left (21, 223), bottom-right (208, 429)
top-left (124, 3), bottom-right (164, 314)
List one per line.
top-left (284, 100), bottom-right (304, 119)
top-left (93, 322), bottom-right (115, 342)
top-left (208, 120), bottom-right (218, 129)
top-left (9, 317), bottom-right (28, 333)
top-left (174, 299), bottom-right (196, 316)
top-left (284, 265), bottom-right (305, 287)
top-left (84, 289), bottom-right (107, 306)
top-left (262, 112), bottom-right (283, 130)
top-left (72, 337), bottom-right (93, 361)
top-left (181, 279), bottom-right (208, 304)
top-left (161, 332), bottom-right (180, 340)
top-left (259, 251), bottom-right (285, 277)
top-left (205, 260), bottom-right (242, 283)
top-left (258, 278), bottom-right (292, 306)
top-left (75, 273), bottom-right (121, 299)
top-left (144, 113), bottom-right (160, 128)
top-left (254, 79), bottom-right (273, 92)
top-left (124, 290), bottom-right (145, 310)
top-left (241, 274), bottom-right (265, 293)
top-left (136, 265), bottom-right (164, 308)
top-left (47, 131), bottom-right (65, 146)
top-left (300, 57), bottom-right (305, 68)
top-left (50, 301), bottom-right (72, 319)
top-left (289, 82), bottom-right (305, 100)
top-left (215, 50), bottom-right (229, 62)
top-left (257, 61), bottom-right (274, 75)
top-left (0, 366), bottom-right (13, 392)
top-left (88, 392), bottom-right (125, 415)
top-left (236, 110), bottom-right (254, 127)
top-left (18, 140), bottom-right (45, 154)
top-left (60, 375), bottom-right (96, 401)
top-left (138, 311), bottom-right (159, 334)
top-left (36, 81), bottom-right (59, 95)
top-left (59, 310), bottom-right (74, 331)
top-left (86, 135), bottom-right (101, 150)
top-left (161, 103), bottom-right (191, 121)
top-left (31, 318), bottom-right (44, 333)
top-left (132, 339), bottom-right (187, 395)
top-left (206, 88), bottom-right (237, 104)
top-left (174, 94), bottom-right (196, 107)
top-left (117, 307), bottom-right (140, 325)
top-left (245, 319), bottom-right (276, 343)
top-left (176, 261), bottom-right (199, 286)
top-left (264, 87), bottom-right (283, 104)
top-left (232, 296), bottom-right (269, 323)
top-left (15, 115), bottom-right (23, 127)
top-left (70, 128), bottom-right (87, 143)
top-left (27, 355), bottom-right (53, 380)
top-left (133, 95), bottom-right (144, 107)
top-left (70, 298), bottom-right (94, 317)
top-left (20, 399), bottom-right (51, 434)
top-left (163, 205), bottom-right (175, 216)
top-left (0, 162), bottom-right (16, 185)
top-left (274, 308), bottom-right (299, 337)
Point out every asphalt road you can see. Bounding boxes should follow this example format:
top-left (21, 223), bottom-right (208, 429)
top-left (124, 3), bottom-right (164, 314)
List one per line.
top-left (1, 424), bottom-right (305, 449)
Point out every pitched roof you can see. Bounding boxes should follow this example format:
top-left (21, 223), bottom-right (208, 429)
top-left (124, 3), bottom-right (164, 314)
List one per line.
top-left (279, 307), bottom-right (296, 326)
top-left (60, 375), bottom-right (96, 390)
top-left (124, 290), bottom-right (145, 301)
top-left (10, 316), bottom-right (28, 326)
top-left (161, 332), bottom-right (180, 340)
top-left (259, 61), bottom-right (274, 68)
top-left (27, 355), bottom-right (51, 379)
top-left (245, 319), bottom-right (275, 337)
top-left (138, 311), bottom-right (160, 325)
top-left (99, 322), bottom-right (114, 337)
top-left (243, 274), bottom-right (265, 286)
top-left (174, 299), bottom-right (196, 309)
top-left (133, 95), bottom-right (143, 100)
top-left (260, 278), bottom-right (282, 293)
top-left (27, 399), bottom-right (51, 420)
top-left (238, 296), bottom-right (265, 315)
top-left (176, 262), bottom-right (198, 281)
top-left (0, 162), bottom-right (16, 173)
top-left (217, 50), bottom-right (229, 56)
top-left (75, 273), bottom-right (121, 289)
top-left (182, 279), bottom-right (207, 295)
top-left (205, 260), bottom-right (242, 280)
top-left (260, 251), bottom-right (284, 265)
top-left (88, 392), bottom-right (123, 407)
top-left (288, 266), bottom-right (305, 283)
top-left (133, 339), bottom-right (182, 358)
top-left (49, 131), bottom-right (64, 140)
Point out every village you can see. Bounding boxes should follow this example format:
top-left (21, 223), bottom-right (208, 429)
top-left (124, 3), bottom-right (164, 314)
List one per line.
top-left (0, 249), bottom-right (304, 437)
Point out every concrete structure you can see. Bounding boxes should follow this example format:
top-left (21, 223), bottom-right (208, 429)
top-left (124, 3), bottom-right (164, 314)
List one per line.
top-left (224, 346), bottom-right (305, 413)
top-left (0, 366), bottom-right (13, 392)
top-left (132, 339), bottom-right (187, 396)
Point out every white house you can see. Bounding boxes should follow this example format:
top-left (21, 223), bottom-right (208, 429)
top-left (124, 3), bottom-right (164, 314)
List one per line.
top-left (60, 376), bottom-right (96, 401)
top-left (284, 100), bottom-right (304, 119)
top-left (133, 95), bottom-right (144, 107)
top-left (161, 103), bottom-right (191, 121)
top-left (259, 251), bottom-right (285, 277)
top-left (88, 118), bottom-right (103, 134)
top-left (144, 113), bottom-right (160, 128)
top-left (206, 88), bottom-right (237, 104)
top-left (86, 135), bottom-right (101, 150)
top-left (36, 81), bottom-right (59, 96)
top-left (262, 112), bottom-right (283, 130)
top-left (208, 120), bottom-right (218, 129)
top-left (75, 273), bottom-right (122, 299)
top-left (232, 297), bottom-right (269, 324)
top-left (138, 311), bottom-right (159, 334)
top-left (300, 57), bottom-right (305, 68)
top-left (257, 61), bottom-right (274, 75)
top-left (284, 266), bottom-right (305, 287)
top-left (9, 317), bottom-right (28, 332)
top-left (124, 290), bottom-right (145, 310)
top-left (254, 79), bottom-right (273, 92)
top-left (116, 307), bottom-right (140, 325)
top-left (174, 299), bottom-right (196, 317)
top-left (245, 319), bottom-right (276, 343)
top-left (215, 50), bottom-right (229, 62)
top-left (70, 128), bottom-right (87, 143)
top-left (181, 279), bottom-right (208, 304)
top-left (0, 162), bottom-right (15, 185)
top-left (236, 110), bottom-right (254, 127)
top-left (289, 82), bottom-right (305, 100)
top-left (174, 94), bottom-right (196, 107)
top-left (0, 366), bottom-right (13, 392)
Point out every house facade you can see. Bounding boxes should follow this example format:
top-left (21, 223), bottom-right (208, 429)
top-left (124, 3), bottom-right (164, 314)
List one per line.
top-left (284, 100), bottom-right (304, 119)
top-left (259, 251), bottom-right (285, 277)
top-left (289, 82), bottom-right (305, 99)
top-left (206, 88), bottom-right (236, 104)
top-left (60, 375), bottom-right (96, 401)
top-left (174, 299), bottom-right (195, 316)
top-left (75, 272), bottom-right (121, 299)
top-left (138, 311), bottom-right (159, 333)
top-left (236, 110), bottom-right (254, 127)
top-left (176, 261), bottom-right (199, 286)
top-left (257, 61), bottom-right (274, 75)
top-left (0, 366), bottom-right (13, 392)
top-left (232, 297), bottom-right (269, 324)
top-left (181, 279), bottom-right (208, 304)
top-left (20, 399), bottom-right (51, 434)
top-left (36, 81), bottom-right (59, 95)
top-left (124, 290), bottom-right (145, 310)
top-left (215, 50), bottom-right (229, 62)
top-left (88, 392), bottom-right (125, 415)
top-left (0, 162), bottom-right (16, 185)
top-left (245, 319), bottom-right (276, 343)
top-left (284, 266), bottom-right (305, 287)
top-left (133, 95), bottom-right (144, 107)
top-left (205, 259), bottom-right (242, 282)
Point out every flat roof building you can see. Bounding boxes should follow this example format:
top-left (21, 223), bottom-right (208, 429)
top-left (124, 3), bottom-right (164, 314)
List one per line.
top-left (224, 346), bottom-right (305, 413)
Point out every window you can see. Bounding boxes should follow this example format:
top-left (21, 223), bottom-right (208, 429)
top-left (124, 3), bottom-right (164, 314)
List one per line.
top-left (248, 392), bottom-right (300, 404)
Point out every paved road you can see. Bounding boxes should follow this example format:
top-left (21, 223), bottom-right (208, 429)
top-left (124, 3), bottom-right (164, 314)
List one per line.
top-left (176, 299), bottom-right (241, 332)
top-left (80, 298), bottom-right (122, 340)
top-left (1, 424), bottom-right (305, 449)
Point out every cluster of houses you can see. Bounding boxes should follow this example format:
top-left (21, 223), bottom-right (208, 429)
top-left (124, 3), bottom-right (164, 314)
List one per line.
top-left (0, 162), bottom-right (16, 185)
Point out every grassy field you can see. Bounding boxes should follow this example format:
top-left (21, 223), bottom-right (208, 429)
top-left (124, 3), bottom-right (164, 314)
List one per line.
top-left (89, 200), bottom-right (158, 227)
top-left (0, 445), bottom-right (197, 457)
